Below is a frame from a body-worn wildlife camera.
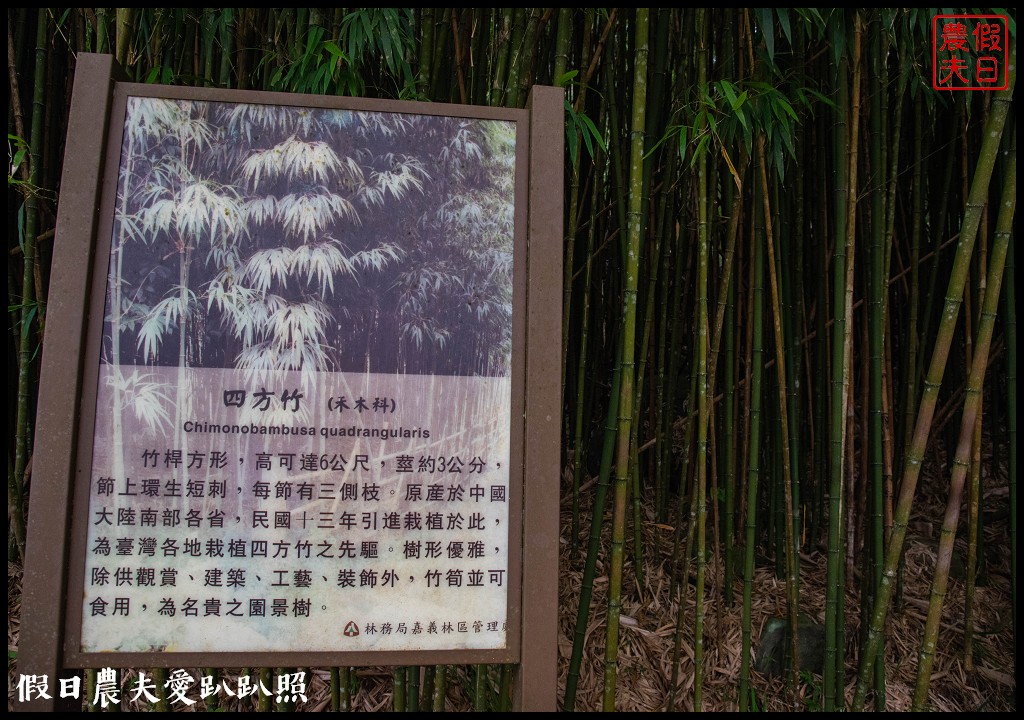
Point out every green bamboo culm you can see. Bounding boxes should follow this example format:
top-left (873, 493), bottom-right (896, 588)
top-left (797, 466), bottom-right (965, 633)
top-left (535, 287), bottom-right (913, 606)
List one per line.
top-left (630, 230), bottom-right (663, 588)
top-left (562, 17), bottom-right (584, 536)
top-left (552, 7), bottom-right (572, 84)
top-left (275, 668), bottom-right (296, 712)
top-left (1007, 233), bottom-right (1018, 646)
top-left (201, 8), bottom-right (216, 86)
top-left (407, 666), bottom-right (420, 711)
top-left (692, 9), bottom-right (710, 710)
top-left (565, 333), bottom-right (623, 710)
top-left (95, 7), bottom-right (109, 53)
top-left (836, 17), bottom-right (864, 702)
top-left (668, 353), bottom-right (700, 711)
top-left (626, 13), bottom-right (671, 575)
top-left (238, 668), bottom-right (251, 710)
top-left (566, 7), bottom-right (598, 555)
top-left (653, 105), bottom-right (674, 532)
top-left (722, 262), bottom-right (737, 608)
top-left (602, 7), bottom-right (649, 711)
top-left (556, 8), bottom-right (579, 461)
top-left (218, 9), bottom-right (235, 88)
top-left (393, 666), bottom-right (406, 711)
top-left (783, 65), bottom-right (805, 606)
top-left (901, 93), bottom-right (924, 502)
top-left (149, 668), bottom-right (169, 712)
top-left (489, 8), bottom-right (513, 106)
top-left (852, 38), bottom-right (1016, 711)
top-left (417, 7), bottom-right (434, 97)
top-left (499, 665), bottom-right (513, 712)
top-left (106, 669), bottom-right (121, 711)
top-left (739, 158), bottom-right (767, 713)
top-left (502, 7), bottom-right (532, 108)
top-left (473, 664), bottom-right (486, 711)
top-left (11, 7), bottom-right (48, 565)
top-left (115, 8), bottom-right (133, 65)
top-left (329, 668), bottom-right (341, 711)
top-left (83, 669), bottom-right (96, 711)
top-left (756, 131), bottom-right (801, 692)
top-left (810, 100), bottom-right (830, 549)
top-left (710, 146), bottom-right (747, 610)
top-left (570, 150), bottom-right (602, 557)
top-left (258, 669), bottom-right (272, 712)
top-left (912, 136), bottom-right (1015, 711)
top-left (825, 14), bottom-right (860, 709)
top-left (203, 668), bottom-right (219, 711)
top-left (657, 196), bottom-right (686, 525)
top-left (867, 18), bottom-right (887, 708)
top-left (669, 277), bottom-right (699, 604)
top-left (432, 665), bottom-right (446, 712)
top-left (516, 8), bottom-right (543, 107)
top-left (964, 98), bottom-right (994, 672)
top-left (916, 115), bottom-right (957, 397)
top-left (419, 664), bottom-right (433, 713)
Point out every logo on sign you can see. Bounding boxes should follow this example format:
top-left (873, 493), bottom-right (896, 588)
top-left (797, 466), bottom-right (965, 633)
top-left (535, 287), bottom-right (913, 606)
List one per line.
top-left (343, 621), bottom-right (360, 637)
top-left (932, 14), bottom-right (1009, 91)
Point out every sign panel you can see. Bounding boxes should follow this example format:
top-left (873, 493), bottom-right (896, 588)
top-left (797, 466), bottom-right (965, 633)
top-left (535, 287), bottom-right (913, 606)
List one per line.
top-left (70, 92), bottom-right (524, 660)
top-left (20, 57), bottom-right (559, 709)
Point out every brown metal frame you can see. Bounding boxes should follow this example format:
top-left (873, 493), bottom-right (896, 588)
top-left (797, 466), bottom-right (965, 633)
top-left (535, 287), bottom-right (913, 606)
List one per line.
top-left (19, 54), bottom-right (123, 712)
top-left (18, 55), bottom-right (562, 711)
top-left (514, 86), bottom-right (563, 710)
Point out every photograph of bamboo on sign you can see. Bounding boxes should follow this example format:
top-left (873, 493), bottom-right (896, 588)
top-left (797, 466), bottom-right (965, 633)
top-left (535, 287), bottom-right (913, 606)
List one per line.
top-left (81, 96), bottom-right (517, 654)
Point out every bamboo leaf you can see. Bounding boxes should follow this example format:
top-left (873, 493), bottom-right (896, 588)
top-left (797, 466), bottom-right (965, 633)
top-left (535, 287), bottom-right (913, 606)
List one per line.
top-left (323, 41), bottom-right (345, 59)
top-left (720, 80), bottom-right (739, 110)
top-left (690, 134), bottom-right (710, 169)
top-left (831, 16), bottom-right (847, 66)
top-left (581, 123), bottom-right (595, 159)
top-left (360, 12), bottom-right (373, 43)
top-left (380, 23), bottom-right (394, 70)
top-left (734, 105), bottom-right (750, 136)
top-left (8, 144), bottom-right (28, 179)
top-left (642, 123), bottom-right (680, 159)
top-left (758, 8), bottom-right (775, 62)
top-left (991, 9), bottom-right (1014, 34)
top-left (383, 12), bottom-right (401, 70)
top-left (776, 95), bottom-right (799, 122)
top-left (778, 122), bottom-right (796, 160)
top-left (795, 7), bottom-right (826, 36)
top-left (19, 305), bottom-right (37, 339)
top-left (578, 113), bottom-right (607, 152)
top-left (773, 136), bottom-right (785, 180)
top-left (777, 8), bottom-right (792, 45)
top-left (799, 87), bottom-right (837, 110)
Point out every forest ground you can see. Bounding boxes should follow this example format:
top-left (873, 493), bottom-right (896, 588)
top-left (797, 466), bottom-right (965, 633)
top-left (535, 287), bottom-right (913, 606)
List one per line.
top-left (553, 434), bottom-right (1015, 711)
top-left (7, 432), bottom-right (1015, 711)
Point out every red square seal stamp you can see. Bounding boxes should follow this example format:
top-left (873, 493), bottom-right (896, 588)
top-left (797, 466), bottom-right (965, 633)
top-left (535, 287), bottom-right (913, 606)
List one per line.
top-left (932, 14), bottom-right (1009, 90)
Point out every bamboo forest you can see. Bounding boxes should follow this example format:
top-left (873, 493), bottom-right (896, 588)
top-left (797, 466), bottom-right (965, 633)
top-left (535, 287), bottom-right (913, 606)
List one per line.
top-left (7, 7), bottom-right (1018, 712)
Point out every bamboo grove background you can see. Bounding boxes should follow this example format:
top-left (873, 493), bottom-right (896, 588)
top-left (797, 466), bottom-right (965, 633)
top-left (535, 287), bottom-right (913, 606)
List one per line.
top-left (6, 7), bottom-right (1018, 712)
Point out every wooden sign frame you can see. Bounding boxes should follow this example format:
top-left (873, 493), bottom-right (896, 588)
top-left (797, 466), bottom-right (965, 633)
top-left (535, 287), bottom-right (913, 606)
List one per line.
top-left (18, 54), bottom-right (561, 711)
